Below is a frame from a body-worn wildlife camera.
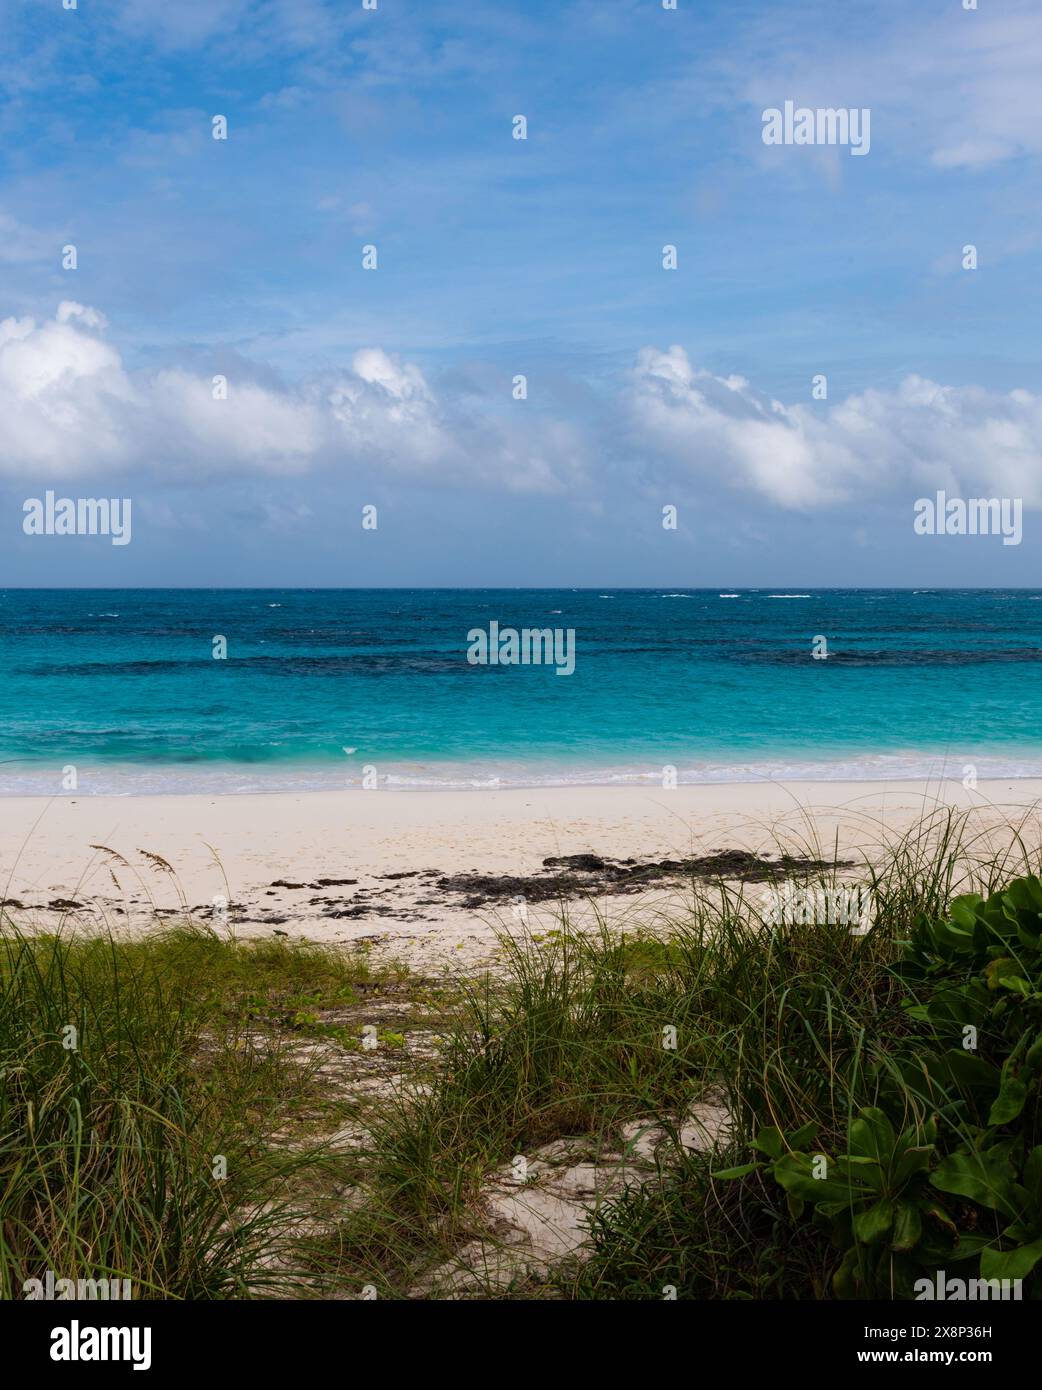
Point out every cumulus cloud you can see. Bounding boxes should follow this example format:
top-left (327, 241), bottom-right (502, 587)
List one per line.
top-left (0, 302), bottom-right (136, 472)
top-left (627, 345), bottom-right (1042, 509)
top-left (4, 306), bottom-right (1039, 512)
top-left (326, 348), bottom-right (586, 493)
top-left (0, 304), bottom-right (584, 493)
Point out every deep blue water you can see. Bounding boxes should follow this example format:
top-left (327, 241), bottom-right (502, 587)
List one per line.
top-left (2, 588), bottom-right (1042, 793)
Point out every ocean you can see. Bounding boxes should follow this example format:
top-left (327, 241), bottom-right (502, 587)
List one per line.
top-left (2, 588), bottom-right (1042, 794)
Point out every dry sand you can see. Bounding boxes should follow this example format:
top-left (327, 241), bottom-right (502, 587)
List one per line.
top-left (2, 778), bottom-right (1041, 973)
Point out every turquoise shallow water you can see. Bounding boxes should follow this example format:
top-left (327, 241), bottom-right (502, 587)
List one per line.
top-left (2, 588), bottom-right (1042, 794)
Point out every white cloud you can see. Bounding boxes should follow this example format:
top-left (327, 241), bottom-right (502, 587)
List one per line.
top-left (0, 303), bottom-right (135, 471)
top-left (328, 347), bottom-right (586, 492)
top-left (151, 370), bottom-right (324, 475)
top-left (627, 345), bottom-right (1042, 509)
top-left (0, 304), bottom-right (583, 493)
top-left (111, 0), bottom-right (255, 51)
top-left (740, 1), bottom-right (1042, 172)
top-left (5, 305), bottom-right (1039, 512)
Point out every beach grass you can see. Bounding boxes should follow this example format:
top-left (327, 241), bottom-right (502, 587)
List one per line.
top-left (308, 805), bottom-right (1042, 1297)
top-left (4, 804), bottom-right (1042, 1300)
top-left (0, 922), bottom-right (386, 1300)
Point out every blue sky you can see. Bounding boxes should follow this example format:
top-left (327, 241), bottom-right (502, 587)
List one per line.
top-left (1, 0), bottom-right (1040, 585)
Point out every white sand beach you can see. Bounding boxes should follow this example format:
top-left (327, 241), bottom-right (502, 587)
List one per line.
top-left (3, 778), bottom-right (1042, 972)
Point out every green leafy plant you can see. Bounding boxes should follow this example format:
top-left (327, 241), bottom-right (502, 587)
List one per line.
top-left (733, 877), bottom-right (1042, 1296)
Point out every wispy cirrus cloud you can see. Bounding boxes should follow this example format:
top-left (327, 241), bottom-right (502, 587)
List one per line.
top-left (736, 0), bottom-right (1042, 172)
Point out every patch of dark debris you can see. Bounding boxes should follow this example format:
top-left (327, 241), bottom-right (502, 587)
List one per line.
top-left (271, 877), bottom-right (359, 890)
top-left (254, 849), bottom-right (856, 920)
top-left (432, 849), bottom-right (855, 909)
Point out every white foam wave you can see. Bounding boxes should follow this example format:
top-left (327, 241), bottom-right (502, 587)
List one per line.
top-left (4, 750), bottom-right (1042, 796)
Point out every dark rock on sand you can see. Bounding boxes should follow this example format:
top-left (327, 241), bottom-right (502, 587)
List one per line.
top-left (543, 854), bottom-right (607, 871)
top-left (433, 849), bottom-right (854, 909)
